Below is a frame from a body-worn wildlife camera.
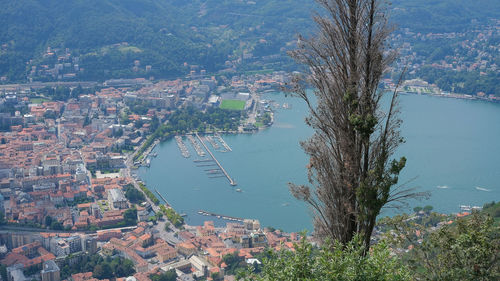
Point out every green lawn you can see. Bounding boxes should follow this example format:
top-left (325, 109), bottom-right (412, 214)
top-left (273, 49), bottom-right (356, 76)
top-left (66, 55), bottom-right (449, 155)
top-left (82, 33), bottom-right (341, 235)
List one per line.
top-left (220, 99), bottom-right (246, 110)
top-left (30, 97), bottom-right (50, 104)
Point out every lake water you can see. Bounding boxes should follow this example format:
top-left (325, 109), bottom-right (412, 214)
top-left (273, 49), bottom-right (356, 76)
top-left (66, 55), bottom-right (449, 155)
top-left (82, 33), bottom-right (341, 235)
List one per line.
top-left (138, 93), bottom-right (500, 232)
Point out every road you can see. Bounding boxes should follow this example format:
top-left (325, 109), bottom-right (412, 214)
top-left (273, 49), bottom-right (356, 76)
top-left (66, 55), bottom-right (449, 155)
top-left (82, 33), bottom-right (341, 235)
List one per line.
top-left (122, 142), bottom-right (182, 236)
top-left (0, 224), bottom-right (137, 234)
top-left (123, 149), bottom-right (160, 214)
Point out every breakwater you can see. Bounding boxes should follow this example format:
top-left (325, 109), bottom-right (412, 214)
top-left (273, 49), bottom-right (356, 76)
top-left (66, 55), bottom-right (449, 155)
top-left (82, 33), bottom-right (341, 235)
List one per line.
top-left (195, 133), bottom-right (236, 186)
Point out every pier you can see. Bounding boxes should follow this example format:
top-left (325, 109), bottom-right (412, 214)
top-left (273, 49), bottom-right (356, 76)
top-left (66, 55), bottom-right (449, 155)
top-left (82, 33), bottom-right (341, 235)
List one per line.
top-left (197, 210), bottom-right (243, 222)
top-left (154, 188), bottom-right (171, 208)
top-left (195, 133), bottom-right (237, 186)
top-left (216, 134), bottom-right (232, 152)
top-left (205, 135), bottom-right (220, 150)
top-left (196, 163), bottom-right (217, 167)
top-left (187, 134), bottom-right (206, 157)
top-left (175, 136), bottom-right (190, 158)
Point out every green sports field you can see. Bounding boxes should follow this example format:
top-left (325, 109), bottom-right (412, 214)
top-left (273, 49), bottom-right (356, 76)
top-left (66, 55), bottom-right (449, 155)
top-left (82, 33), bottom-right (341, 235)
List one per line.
top-left (220, 99), bottom-right (246, 110)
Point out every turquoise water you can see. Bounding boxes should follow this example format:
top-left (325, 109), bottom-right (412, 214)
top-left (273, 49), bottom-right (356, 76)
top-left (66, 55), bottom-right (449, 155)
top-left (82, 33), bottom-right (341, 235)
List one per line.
top-left (138, 93), bottom-right (500, 232)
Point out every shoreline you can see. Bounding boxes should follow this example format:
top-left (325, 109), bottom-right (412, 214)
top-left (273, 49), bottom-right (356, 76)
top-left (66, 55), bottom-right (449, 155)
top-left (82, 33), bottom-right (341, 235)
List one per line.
top-left (133, 92), bottom-right (499, 232)
top-left (392, 89), bottom-right (500, 104)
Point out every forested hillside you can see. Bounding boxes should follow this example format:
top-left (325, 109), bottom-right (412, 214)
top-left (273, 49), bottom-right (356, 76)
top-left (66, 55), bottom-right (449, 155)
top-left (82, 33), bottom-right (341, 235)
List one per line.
top-left (0, 0), bottom-right (499, 83)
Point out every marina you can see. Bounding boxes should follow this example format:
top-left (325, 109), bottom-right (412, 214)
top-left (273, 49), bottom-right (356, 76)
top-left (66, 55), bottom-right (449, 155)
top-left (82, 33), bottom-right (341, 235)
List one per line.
top-left (140, 93), bottom-right (500, 231)
top-left (215, 134), bottom-right (232, 152)
top-left (205, 135), bottom-right (220, 150)
top-left (209, 175), bottom-right (226, 179)
top-left (196, 133), bottom-right (237, 186)
top-left (175, 136), bottom-right (190, 158)
top-left (187, 134), bottom-right (206, 157)
top-left (196, 163), bottom-right (218, 167)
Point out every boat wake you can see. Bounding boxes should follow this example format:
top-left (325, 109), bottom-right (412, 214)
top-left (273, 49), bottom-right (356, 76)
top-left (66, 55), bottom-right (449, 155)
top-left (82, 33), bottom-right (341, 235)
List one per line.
top-left (436, 185), bottom-right (449, 189)
top-left (475, 186), bottom-right (491, 192)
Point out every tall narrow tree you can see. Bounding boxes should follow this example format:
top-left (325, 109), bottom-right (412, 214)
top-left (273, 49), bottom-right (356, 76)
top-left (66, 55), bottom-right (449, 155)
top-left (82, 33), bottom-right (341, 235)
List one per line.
top-left (288, 0), bottom-right (422, 249)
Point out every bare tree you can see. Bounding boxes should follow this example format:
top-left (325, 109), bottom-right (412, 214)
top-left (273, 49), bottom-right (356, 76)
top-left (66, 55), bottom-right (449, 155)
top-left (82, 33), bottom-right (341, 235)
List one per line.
top-left (288, 0), bottom-right (424, 250)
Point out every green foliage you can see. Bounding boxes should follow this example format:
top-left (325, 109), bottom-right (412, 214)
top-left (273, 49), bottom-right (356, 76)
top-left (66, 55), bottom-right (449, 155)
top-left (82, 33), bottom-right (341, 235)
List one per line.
top-left (423, 205), bottom-right (434, 213)
top-left (166, 106), bottom-right (243, 134)
top-left (0, 211), bottom-right (5, 225)
top-left (0, 0), bottom-right (315, 82)
top-left (60, 254), bottom-right (135, 280)
top-left (406, 213), bottom-right (500, 280)
top-left (134, 106), bottom-right (242, 162)
top-left (23, 265), bottom-right (41, 277)
top-left (483, 201), bottom-right (500, 224)
top-left (123, 207), bottom-right (138, 225)
top-left (160, 205), bottom-right (184, 228)
top-left (223, 251), bottom-right (245, 276)
top-left (239, 235), bottom-right (412, 281)
top-left (391, 0), bottom-right (500, 33)
top-left (137, 182), bottom-right (160, 205)
top-left (93, 263), bottom-right (112, 280)
top-left (0, 264), bottom-right (7, 281)
top-left (50, 220), bottom-right (63, 230)
top-left (1, 0), bottom-right (499, 83)
top-left (150, 269), bottom-right (177, 281)
top-left (256, 112), bottom-right (272, 127)
top-left (124, 183), bottom-right (146, 204)
top-left (36, 86), bottom-right (79, 101)
top-left (415, 67), bottom-right (500, 96)
top-left (127, 100), bottom-right (151, 115)
top-left (44, 215), bottom-right (53, 227)
top-left (65, 196), bottom-right (94, 207)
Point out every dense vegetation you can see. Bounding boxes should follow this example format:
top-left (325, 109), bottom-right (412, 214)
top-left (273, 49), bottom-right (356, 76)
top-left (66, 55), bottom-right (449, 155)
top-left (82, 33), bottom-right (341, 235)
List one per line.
top-left (391, 0), bottom-right (500, 33)
top-left (240, 207), bottom-right (499, 280)
top-left (60, 254), bottom-right (135, 280)
top-left (137, 182), bottom-right (160, 205)
top-left (416, 67), bottom-right (500, 96)
top-left (166, 106), bottom-right (243, 134)
top-left (160, 205), bottom-right (184, 228)
top-left (133, 106), bottom-right (242, 162)
top-left (0, 0), bottom-right (315, 82)
top-left (124, 183), bottom-right (146, 204)
top-left (1, 0), bottom-right (499, 83)
top-left (483, 201), bottom-right (500, 224)
top-left (406, 213), bottom-right (500, 280)
top-left (239, 235), bottom-right (412, 281)
top-left (150, 269), bottom-right (177, 281)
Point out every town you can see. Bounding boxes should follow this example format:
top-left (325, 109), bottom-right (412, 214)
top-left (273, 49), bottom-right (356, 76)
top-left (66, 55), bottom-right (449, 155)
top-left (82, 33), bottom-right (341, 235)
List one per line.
top-left (0, 60), bottom-right (497, 281)
top-left (0, 71), bottom-right (302, 281)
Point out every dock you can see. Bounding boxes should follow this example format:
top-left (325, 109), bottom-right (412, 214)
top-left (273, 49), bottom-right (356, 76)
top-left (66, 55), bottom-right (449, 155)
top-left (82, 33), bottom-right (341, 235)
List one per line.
top-left (195, 133), bottom-right (237, 186)
top-left (215, 134), bottom-right (232, 152)
top-left (193, 159), bottom-right (213, 163)
top-left (187, 134), bottom-right (206, 157)
top-left (154, 188), bottom-right (171, 208)
top-left (196, 163), bottom-right (217, 167)
top-left (205, 135), bottom-right (220, 150)
top-left (197, 210), bottom-right (243, 222)
top-left (175, 136), bottom-right (190, 158)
